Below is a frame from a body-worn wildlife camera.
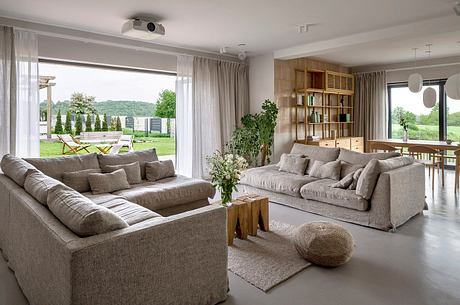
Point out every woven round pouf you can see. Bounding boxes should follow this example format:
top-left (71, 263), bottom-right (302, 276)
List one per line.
top-left (293, 221), bottom-right (354, 267)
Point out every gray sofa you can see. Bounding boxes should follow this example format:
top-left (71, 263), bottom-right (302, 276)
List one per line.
top-left (0, 149), bottom-right (228, 305)
top-left (240, 143), bottom-right (426, 231)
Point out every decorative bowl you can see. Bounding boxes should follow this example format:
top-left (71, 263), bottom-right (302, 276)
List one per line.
top-left (446, 139), bottom-right (453, 145)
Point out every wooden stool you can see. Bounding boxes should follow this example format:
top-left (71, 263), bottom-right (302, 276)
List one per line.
top-left (226, 200), bottom-right (250, 246)
top-left (237, 194), bottom-right (269, 236)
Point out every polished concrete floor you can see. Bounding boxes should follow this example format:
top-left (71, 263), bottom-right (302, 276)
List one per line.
top-left (1, 170), bottom-right (460, 305)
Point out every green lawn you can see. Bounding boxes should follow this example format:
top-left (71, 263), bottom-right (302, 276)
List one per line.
top-left (40, 137), bottom-right (175, 157)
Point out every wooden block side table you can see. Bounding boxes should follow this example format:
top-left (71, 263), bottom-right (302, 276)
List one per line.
top-left (226, 200), bottom-right (250, 246)
top-left (238, 194), bottom-right (269, 236)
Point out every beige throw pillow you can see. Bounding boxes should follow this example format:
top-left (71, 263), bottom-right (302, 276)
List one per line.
top-left (309, 160), bottom-right (341, 180)
top-left (279, 153), bottom-right (309, 175)
top-left (348, 168), bottom-right (363, 190)
top-left (340, 161), bottom-right (364, 179)
top-left (356, 159), bottom-right (380, 199)
top-left (62, 168), bottom-right (102, 193)
top-left (47, 184), bottom-right (128, 236)
top-left (88, 169), bottom-right (131, 195)
top-left (145, 160), bottom-right (175, 181)
top-left (24, 169), bottom-right (62, 205)
top-left (104, 161), bottom-right (142, 185)
top-left (330, 171), bottom-right (354, 189)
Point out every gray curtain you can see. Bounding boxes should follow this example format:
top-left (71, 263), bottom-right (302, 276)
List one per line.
top-left (353, 71), bottom-right (387, 144)
top-left (176, 56), bottom-right (249, 178)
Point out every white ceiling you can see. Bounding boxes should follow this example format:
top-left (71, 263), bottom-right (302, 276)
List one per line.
top-left (0, 0), bottom-right (459, 66)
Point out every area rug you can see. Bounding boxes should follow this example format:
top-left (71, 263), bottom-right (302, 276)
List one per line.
top-left (228, 220), bottom-right (311, 292)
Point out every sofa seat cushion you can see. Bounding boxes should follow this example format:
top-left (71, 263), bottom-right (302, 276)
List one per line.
top-left (98, 198), bottom-right (161, 225)
top-left (300, 179), bottom-right (369, 211)
top-left (113, 175), bottom-right (215, 211)
top-left (240, 165), bottom-right (318, 197)
top-left (24, 153), bottom-right (100, 181)
top-left (82, 192), bottom-right (127, 204)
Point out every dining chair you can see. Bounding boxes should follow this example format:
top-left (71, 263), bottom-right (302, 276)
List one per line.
top-left (454, 150), bottom-right (460, 193)
top-left (370, 143), bottom-right (398, 153)
top-left (408, 145), bottom-right (444, 191)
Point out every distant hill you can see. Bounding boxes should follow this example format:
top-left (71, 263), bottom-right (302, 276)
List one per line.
top-left (40, 100), bottom-right (156, 117)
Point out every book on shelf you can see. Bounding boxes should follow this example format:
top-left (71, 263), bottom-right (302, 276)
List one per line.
top-left (307, 135), bottom-right (320, 141)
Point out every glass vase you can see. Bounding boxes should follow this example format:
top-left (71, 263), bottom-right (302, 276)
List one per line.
top-left (220, 185), bottom-right (233, 207)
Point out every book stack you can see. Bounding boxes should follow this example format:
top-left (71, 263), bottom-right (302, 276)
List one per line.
top-left (307, 135), bottom-right (320, 141)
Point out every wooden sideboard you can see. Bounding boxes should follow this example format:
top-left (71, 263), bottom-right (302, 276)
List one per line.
top-left (296, 136), bottom-right (364, 152)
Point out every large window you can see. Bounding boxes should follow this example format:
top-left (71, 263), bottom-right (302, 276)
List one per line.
top-left (39, 61), bottom-right (176, 158)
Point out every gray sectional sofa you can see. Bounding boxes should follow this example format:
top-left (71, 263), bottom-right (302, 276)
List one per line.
top-left (240, 143), bottom-right (426, 231)
top-left (0, 149), bottom-right (228, 305)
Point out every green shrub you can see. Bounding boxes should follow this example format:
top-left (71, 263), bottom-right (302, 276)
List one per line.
top-left (75, 113), bottom-right (82, 135)
top-left (85, 113), bottom-right (92, 132)
top-left (94, 114), bottom-right (101, 132)
top-left (54, 109), bottom-right (64, 134)
top-left (102, 113), bottom-right (109, 131)
top-left (116, 116), bottom-right (122, 131)
top-left (64, 111), bottom-right (72, 134)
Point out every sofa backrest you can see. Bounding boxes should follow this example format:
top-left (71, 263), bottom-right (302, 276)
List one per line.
top-left (24, 153), bottom-right (100, 181)
top-left (290, 143), bottom-right (340, 174)
top-left (338, 148), bottom-right (400, 166)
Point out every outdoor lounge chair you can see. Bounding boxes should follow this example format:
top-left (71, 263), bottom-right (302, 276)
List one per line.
top-left (118, 134), bottom-right (134, 152)
top-left (58, 134), bottom-right (91, 155)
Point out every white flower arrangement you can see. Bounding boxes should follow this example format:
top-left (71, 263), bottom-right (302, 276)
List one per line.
top-left (206, 151), bottom-right (248, 206)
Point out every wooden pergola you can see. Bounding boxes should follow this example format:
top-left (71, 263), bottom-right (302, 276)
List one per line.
top-left (39, 76), bottom-right (56, 139)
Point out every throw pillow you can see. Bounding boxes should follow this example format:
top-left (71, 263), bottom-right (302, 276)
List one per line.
top-left (103, 161), bottom-right (142, 185)
top-left (47, 184), bottom-right (128, 236)
top-left (145, 160), bottom-right (176, 181)
top-left (62, 168), bottom-right (102, 193)
top-left (340, 161), bottom-right (364, 179)
top-left (356, 159), bottom-right (380, 199)
top-left (309, 160), bottom-right (341, 180)
top-left (88, 169), bottom-right (131, 195)
top-left (279, 153), bottom-right (309, 175)
top-left (24, 169), bottom-right (62, 205)
top-left (330, 171), bottom-right (354, 189)
top-left (348, 168), bottom-right (363, 190)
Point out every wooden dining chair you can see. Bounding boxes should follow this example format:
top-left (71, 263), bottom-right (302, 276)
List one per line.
top-left (369, 143), bottom-right (398, 153)
top-left (454, 150), bottom-right (460, 193)
top-left (408, 145), bottom-right (444, 191)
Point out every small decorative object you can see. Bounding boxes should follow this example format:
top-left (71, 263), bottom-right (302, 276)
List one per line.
top-left (446, 73), bottom-right (460, 100)
top-left (399, 113), bottom-right (409, 142)
top-left (423, 87), bottom-right (436, 108)
top-left (293, 221), bottom-right (354, 267)
top-left (446, 139), bottom-right (453, 145)
top-left (207, 151), bottom-right (248, 207)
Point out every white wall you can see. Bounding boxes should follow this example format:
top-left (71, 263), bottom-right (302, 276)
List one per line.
top-left (386, 64), bottom-right (460, 83)
top-left (249, 53), bottom-right (274, 113)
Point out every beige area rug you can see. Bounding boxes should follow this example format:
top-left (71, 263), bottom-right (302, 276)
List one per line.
top-left (228, 221), bottom-right (311, 292)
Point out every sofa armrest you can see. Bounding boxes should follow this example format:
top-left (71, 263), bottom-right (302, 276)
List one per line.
top-left (67, 205), bottom-right (228, 305)
top-left (370, 163), bottom-right (425, 230)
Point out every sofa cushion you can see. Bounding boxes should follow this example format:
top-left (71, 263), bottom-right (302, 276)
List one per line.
top-left (145, 160), bottom-right (175, 181)
top-left (98, 197), bottom-right (161, 225)
top-left (356, 159), bottom-right (380, 200)
top-left (98, 149), bottom-right (158, 179)
top-left (47, 184), bottom-right (129, 236)
top-left (348, 168), bottom-right (363, 190)
top-left (113, 175), bottom-right (215, 211)
top-left (24, 153), bottom-right (100, 181)
top-left (82, 192), bottom-right (127, 204)
top-left (309, 160), bottom-right (341, 180)
top-left (0, 154), bottom-right (36, 187)
top-left (240, 165), bottom-right (318, 197)
top-left (290, 143), bottom-right (340, 174)
top-left (378, 156), bottom-right (414, 172)
top-left (330, 171), bottom-right (354, 189)
top-left (24, 169), bottom-right (62, 205)
top-left (338, 149), bottom-right (400, 166)
top-left (278, 153), bottom-right (309, 175)
top-left (340, 161), bottom-right (364, 179)
top-left (62, 168), bottom-right (102, 193)
top-left (104, 161), bottom-right (142, 185)
top-left (300, 179), bottom-right (369, 211)
top-left (88, 169), bottom-right (131, 195)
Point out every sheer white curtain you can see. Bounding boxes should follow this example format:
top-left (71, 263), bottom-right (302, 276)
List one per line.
top-left (0, 26), bottom-right (39, 158)
top-left (175, 55), bottom-right (249, 178)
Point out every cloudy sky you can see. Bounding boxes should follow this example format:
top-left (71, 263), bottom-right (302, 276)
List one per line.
top-left (39, 62), bottom-right (176, 103)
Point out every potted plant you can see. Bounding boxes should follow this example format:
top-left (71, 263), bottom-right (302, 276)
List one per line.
top-left (399, 114), bottom-right (409, 142)
top-left (207, 152), bottom-right (248, 207)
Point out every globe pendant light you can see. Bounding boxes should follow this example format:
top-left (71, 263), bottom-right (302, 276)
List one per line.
top-left (408, 48), bottom-right (423, 93)
top-left (423, 87), bottom-right (436, 108)
top-left (446, 73), bottom-right (460, 100)
top-left (422, 44), bottom-right (436, 108)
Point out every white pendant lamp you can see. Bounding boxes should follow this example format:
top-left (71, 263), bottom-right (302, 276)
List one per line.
top-left (423, 87), bottom-right (436, 108)
top-left (446, 73), bottom-right (460, 100)
top-left (408, 48), bottom-right (423, 93)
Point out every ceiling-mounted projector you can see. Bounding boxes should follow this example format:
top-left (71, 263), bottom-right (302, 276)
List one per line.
top-left (122, 17), bottom-right (165, 40)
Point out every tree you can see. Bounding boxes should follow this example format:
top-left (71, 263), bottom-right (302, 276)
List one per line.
top-left (75, 113), bottom-right (82, 135)
top-left (94, 114), bottom-right (101, 132)
top-left (69, 92), bottom-right (96, 115)
top-left (54, 109), bottom-right (64, 134)
top-left (102, 113), bottom-right (109, 131)
top-left (116, 116), bottom-right (122, 131)
top-left (110, 116), bottom-right (117, 131)
top-left (85, 113), bottom-right (92, 132)
top-left (64, 111), bottom-right (72, 134)
top-left (155, 90), bottom-right (176, 135)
